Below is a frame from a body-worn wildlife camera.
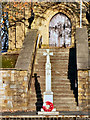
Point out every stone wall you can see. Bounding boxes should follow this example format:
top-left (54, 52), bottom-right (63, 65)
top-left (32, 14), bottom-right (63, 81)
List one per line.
top-left (8, 2), bottom-right (89, 50)
top-left (78, 70), bottom-right (89, 111)
top-left (0, 69), bottom-right (28, 112)
top-left (9, 22), bottom-right (25, 50)
top-left (88, 70), bottom-right (90, 113)
top-left (32, 2), bottom-right (88, 48)
top-left (8, 6), bottom-right (30, 50)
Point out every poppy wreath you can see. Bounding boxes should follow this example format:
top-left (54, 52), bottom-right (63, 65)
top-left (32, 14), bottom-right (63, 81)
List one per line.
top-left (42, 101), bottom-right (54, 112)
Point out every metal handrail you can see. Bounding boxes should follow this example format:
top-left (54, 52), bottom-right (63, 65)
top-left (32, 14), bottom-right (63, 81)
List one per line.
top-left (28, 34), bottom-right (41, 90)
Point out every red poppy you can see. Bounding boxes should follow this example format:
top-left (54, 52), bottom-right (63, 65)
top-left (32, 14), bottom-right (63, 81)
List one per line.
top-left (42, 101), bottom-right (54, 112)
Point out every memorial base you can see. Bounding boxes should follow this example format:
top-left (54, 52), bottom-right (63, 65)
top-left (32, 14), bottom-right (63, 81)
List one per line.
top-left (43, 91), bottom-right (53, 103)
top-left (38, 111), bottom-right (59, 115)
top-left (38, 108), bottom-right (59, 115)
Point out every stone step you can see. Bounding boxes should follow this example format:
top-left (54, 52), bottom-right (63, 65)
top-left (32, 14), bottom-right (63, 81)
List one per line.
top-left (34, 68), bottom-right (68, 72)
top-left (35, 68), bottom-right (68, 71)
top-left (34, 62), bottom-right (68, 65)
top-left (37, 50), bottom-right (69, 52)
top-left (32, 80), bottom-right (70, 85)
top-left (53, 99), bottom-right (76, 103)
top-left (28, 101), bottom-right (77, 108)
top-left (33, 79), bottom-right (70, 84)
top-left (37, 51), bottom-right (69, 54)
top-left (54, 106), bottom-right (77, 111)
top-left (29, 94), bottom-right (75, 101)
top-left (52, 85), bottom-right (71, 88)
top-left (34, 69), bottom-right (68, 73)
top-left (31, 86), bottom-right (71, 90)
top-left (34, 71), bottom-right (68, 76)
top-left (52, 90), bottom-right (74, 94)
top-left (28, 104), bottom-right (77, 111)
top-left (34, 82), bottom-right (71, 86)
top-left (36, 59), bottom-right (69, 63)
top-left (52, 73), bottom-right (68, 76)
top-left (37, 59), bottom-right (68, 62)
top-left (35, 80), bottom-right (70, 84)
top-left (28, 98), bottom-right (76, 105)
top-left (37, 75), bottom-right (68, 79)
top-left (29, 93), bottom-right (75, 97)
top-left (54, 103), bottom-right (76, 107)
top-left (36, 56), bottom-right (69, 60)
top-left (37, 48), bottom-right (69, 50)
top-left (52, 89), bottom-right (72, 92)
top-left (34, 65), bottom-right (69, 69)
top-left (30, 89), bottom-right (74, 94)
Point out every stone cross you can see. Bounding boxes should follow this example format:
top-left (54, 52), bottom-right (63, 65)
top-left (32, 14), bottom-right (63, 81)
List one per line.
top-left (43, 49), bottom-right (53, 64)
top-left (42, 49), bottom-right (54, 105)
top-left (38, 49), bottom-right (58, 113)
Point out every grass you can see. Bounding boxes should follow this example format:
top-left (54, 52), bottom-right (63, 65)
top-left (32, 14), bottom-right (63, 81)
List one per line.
top-left (1, 54), bottom-right (18, 68)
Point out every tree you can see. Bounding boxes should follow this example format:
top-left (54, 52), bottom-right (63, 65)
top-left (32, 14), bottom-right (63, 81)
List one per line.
top-left (1, 2), bottom-right (32, 51)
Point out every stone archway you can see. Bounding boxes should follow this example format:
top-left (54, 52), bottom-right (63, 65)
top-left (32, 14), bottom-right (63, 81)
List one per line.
top-left (49, 13), bottom-right (71, 47)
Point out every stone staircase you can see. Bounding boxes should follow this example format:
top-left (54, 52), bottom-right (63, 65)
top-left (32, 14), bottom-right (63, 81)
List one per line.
top-left (28, 48), bottom-right (77, 111)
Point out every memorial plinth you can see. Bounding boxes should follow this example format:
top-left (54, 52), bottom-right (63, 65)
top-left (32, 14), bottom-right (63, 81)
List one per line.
top-left (38, 111), bottom-right (59, 115)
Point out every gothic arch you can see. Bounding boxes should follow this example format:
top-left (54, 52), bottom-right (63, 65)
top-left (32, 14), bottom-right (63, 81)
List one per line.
top-left (49, 12), bottom-right (72, 47)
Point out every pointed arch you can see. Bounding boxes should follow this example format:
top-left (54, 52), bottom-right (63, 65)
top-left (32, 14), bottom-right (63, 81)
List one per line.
top-left (49, 12), bottom-right (71, 47)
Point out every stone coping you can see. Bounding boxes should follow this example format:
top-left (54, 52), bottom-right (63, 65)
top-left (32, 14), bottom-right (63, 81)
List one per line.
top-left (2, 51), bottom-right (20, 55)
top-left (77, 69), bottom-right (90, 71)
top-left (0, 111), bottom-right (90, 117)
top-left (41, 46), bottom-right (71, 49)
top-left (0, 115), bottom-right (89, 118)
top-left (0, 68), bottom-right (28, 71)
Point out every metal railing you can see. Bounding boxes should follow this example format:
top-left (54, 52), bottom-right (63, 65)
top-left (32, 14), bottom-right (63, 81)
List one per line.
top-left (28, 34), bottom-right (42, 90)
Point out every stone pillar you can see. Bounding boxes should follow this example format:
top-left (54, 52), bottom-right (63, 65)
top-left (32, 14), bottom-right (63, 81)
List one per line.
top-left (76, 28), bottom-right (89, 69)
top-left (76, 28), bottom-right (89, 111)
top-left (88, 70), bottom-right (90, 113)
top-left (78, 70), bottom-right (88, 111)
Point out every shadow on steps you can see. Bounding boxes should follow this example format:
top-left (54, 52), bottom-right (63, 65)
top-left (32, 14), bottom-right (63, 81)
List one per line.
top-left (68, 48), bottom-right (78, 106)
top-left (33, 73), bottom-right (43, 112)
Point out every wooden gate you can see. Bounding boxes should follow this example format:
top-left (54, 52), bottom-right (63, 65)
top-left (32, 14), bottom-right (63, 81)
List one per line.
top-left (49, 13), bottom-right (71, 47)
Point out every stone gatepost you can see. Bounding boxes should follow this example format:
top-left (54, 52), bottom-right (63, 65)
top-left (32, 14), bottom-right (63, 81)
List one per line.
top-left (76, 28), bottom-right (89, 70)
top-left (76, 27), bottom-right (89, 111)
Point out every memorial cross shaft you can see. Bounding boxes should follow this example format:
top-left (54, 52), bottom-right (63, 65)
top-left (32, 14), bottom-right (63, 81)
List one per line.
top-left (43, 49), bottom-right (53, 92)
top-left (43, 49), bottom-right (53, 104)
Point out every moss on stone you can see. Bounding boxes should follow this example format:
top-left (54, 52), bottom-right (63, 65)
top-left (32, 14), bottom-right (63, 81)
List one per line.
top-left (1, 54), bottom-right (18, 68)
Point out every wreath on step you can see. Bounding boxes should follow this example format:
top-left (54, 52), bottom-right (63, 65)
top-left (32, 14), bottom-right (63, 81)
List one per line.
top-left (42, 101), bottom-right (54, 112)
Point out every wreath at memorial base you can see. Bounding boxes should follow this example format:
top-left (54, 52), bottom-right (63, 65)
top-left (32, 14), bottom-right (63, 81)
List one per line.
top-left (42, 101), bottom-right (54, 112)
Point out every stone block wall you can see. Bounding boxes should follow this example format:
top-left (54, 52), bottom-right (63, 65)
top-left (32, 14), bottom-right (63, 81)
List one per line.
top-left (78, 70), bottom-right (89, 111)
top-left (8, 6), bottom-right (30, 50)
top-left (0, 69), bottom-right (28, 112)
top-left (88, 70), bottom-right (90, 113)
top-left (8, 2), bottom-right (89, 50)
top-left (32, 2), bottom-right (88, 48)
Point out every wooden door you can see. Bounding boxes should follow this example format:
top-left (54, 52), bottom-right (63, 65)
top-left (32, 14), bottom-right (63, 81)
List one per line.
top-left (49, 13), bottom-right (71, 47)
